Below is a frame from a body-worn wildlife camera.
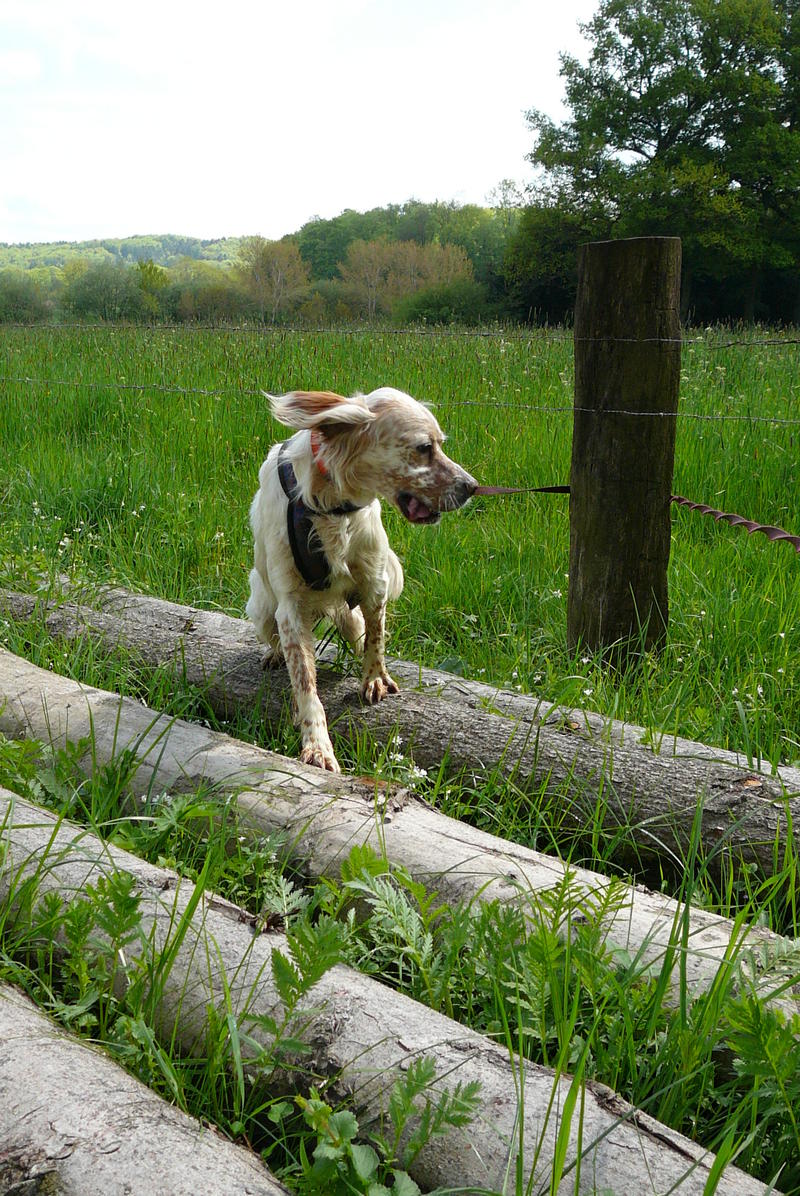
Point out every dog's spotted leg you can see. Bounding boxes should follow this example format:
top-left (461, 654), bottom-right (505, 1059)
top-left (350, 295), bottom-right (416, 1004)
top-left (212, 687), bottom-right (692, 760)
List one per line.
top-left (276, 603), bottom-right (340, 772)
top-left (360, 600), bottom-right (399, 704)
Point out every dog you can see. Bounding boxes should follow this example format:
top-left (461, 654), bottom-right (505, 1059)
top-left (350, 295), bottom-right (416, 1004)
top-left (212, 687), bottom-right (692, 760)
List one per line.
top-left (246, 387), bottom-right (477, 773)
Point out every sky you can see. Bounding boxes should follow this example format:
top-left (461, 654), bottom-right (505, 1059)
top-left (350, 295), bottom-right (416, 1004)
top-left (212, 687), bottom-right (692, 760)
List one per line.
top-left (0, 0), bottom-right (597, 246)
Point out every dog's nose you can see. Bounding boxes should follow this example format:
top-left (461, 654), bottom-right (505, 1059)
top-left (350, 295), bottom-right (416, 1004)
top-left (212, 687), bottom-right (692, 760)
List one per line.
top-left (454, 471), bottom-right (479, 507)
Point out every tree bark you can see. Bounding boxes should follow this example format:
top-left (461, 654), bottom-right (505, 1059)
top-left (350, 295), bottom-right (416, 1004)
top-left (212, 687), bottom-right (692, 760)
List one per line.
top-left (0, 984), bottom-right (288, 1196)
top-left (0, 788), bottom-right (776, 1196)
top-left (3, 588), bottom-right (800, 883)
top-left (569, 237), bottom-right (681, 656)
top-left (1, 645), bottom-right (798, 1026)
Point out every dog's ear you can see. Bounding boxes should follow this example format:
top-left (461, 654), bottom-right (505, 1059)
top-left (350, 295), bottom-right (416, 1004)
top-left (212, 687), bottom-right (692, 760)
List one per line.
top-left (268, 391), bottom-right (376, 434)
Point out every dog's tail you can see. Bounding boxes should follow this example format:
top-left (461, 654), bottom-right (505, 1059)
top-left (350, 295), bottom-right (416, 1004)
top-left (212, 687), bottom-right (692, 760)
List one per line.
top-left (267, 390), bottom-right (376, 432)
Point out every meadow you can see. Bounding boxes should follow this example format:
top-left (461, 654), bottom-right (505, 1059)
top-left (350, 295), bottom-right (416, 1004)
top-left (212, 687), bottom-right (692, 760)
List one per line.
top-left (1, 323), bottom-right (798, 765)
top-left (1, 323), bottom-right (800, 1192)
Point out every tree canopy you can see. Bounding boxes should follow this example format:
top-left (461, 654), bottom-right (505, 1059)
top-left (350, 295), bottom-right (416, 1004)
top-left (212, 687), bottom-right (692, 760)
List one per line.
top-left (516, 0), bottom-right (800, 320)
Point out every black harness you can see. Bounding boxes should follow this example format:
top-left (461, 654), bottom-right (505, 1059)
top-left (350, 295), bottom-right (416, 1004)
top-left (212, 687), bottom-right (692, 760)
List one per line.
top-left (277, 443), bottom-right (363, 595)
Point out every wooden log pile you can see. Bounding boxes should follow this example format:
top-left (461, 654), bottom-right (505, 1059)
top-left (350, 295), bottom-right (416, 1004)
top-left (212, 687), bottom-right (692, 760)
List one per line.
top-left (0, 785), bottom-right (776, 1195)
top-left (2, 585), bottom-right (799, 879)
top-left (1, 645), bottom-right (798, 1023)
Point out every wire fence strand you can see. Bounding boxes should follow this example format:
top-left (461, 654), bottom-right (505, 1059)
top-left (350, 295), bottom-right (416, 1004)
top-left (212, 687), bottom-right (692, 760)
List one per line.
top-left (3, 321), bottom-right (800, 349)
top-left (3, 373), bottom-right (799, 426)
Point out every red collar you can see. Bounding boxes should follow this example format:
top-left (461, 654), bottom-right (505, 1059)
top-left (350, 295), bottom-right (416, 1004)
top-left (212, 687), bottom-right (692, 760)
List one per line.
top-left (310, 429), bottom-right (328, 477)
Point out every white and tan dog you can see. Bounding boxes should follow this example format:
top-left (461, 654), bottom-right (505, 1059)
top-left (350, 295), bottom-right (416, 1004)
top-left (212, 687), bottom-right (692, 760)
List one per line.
top-left (247, 387), bottom-right (476, 772)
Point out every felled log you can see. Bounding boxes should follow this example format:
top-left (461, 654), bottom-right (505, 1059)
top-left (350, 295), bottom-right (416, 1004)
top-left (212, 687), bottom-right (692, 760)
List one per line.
top-left (0, 787), bottom-right (775, 1195)
top-left (1, 646), bottom-right (798, 1026)
top-left (0, 984), bottom-right (287, 1196)
top-left (2, 586), bottom-right (800, 880)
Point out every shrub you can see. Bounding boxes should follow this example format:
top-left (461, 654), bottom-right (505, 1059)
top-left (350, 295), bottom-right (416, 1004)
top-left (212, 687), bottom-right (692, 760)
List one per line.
top-left (0, 269), bottom-right (50, 322)
top-left (393, 278), bottom-right (490, 325)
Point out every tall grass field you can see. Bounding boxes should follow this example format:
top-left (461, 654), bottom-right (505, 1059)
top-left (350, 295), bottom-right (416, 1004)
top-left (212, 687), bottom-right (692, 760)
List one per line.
top-left (1, 324), bottom-right (798, 765)
top-left (2, 323), bottom-right (800, 1192)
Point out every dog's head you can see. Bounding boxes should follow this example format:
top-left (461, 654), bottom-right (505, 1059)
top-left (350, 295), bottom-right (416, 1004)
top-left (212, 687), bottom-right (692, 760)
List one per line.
top-left (270, 388), bottom-right (477, 523)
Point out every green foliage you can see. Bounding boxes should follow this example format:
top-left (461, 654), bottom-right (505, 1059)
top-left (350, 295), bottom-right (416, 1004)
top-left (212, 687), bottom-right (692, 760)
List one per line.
top-left (4, 724), bottom-right (800, 1188)
top-left (516, 0), bottom-right (800, 321)
top-left (313, 847), bottom-right (800, 1189)
top-left (63, 259), bottom-right (147, 321)
top-left (0, 735), bottom-right (481, 1192)
top-left (2, 320), bottom-right (800, 1187)
top-left (1, 325), bottom-right (797, 771)
top-left (293, 1056), bottom-right (480, 1194)
top-left (0, 234), bottom-right (241, 272)
top-left (393, 278), bottom-right (490, 325)
top-left (236, 236), bottom-right (310, 323)
top-left (0, 269), bottom-right (50, 323)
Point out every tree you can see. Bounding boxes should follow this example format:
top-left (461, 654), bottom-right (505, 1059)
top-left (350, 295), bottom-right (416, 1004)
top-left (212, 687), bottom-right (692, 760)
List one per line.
top-left (63, 260), bottom-right (145, 321)
top-left (165, 259), bottom-right (248, 323)
top-left (523, 0), bottom-right (800, 319)
top-left (504, 204), bottom-right (601, 323)
top-left (136, 259), bottom-right (169, 318)
top-left (338, 239), bottom-right (475, 320)
top-left (393, 278), bottom-right (489, 325)
top-left (296, 208), bottom-right (400, 279)
top-left (236, 236), bottom-right (309, 323)
top-left (337, 239), bottom-right (392, 319)
top-left (0, 270), bottom-right (49, 322)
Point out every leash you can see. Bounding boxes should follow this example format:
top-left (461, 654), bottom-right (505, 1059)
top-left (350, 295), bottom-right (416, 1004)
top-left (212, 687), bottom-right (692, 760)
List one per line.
top-left (474, 484), bottom-right (800, 554)
top-left (473, 484), bottom-right (570, 496)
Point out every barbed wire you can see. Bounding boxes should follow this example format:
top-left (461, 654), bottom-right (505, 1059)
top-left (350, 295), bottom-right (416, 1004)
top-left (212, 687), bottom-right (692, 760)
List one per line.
top-left (3, 372), bottom-right (799, 425)
top-left (0, 374), bottom-right (264, 400)
top-left (2, 321), bottom-right (800, 349)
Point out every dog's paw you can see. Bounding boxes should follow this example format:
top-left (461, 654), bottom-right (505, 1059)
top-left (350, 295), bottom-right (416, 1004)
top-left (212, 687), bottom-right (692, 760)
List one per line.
top-left (300, 742), bottom-right (341, 773)
top-left (361, 673), bottom-right (400, 705)
top-left (260, 646), bottom-right (285, 671)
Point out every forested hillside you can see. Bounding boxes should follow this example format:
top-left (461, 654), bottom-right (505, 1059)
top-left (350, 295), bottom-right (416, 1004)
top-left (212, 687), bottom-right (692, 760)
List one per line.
top-left (0, 200), bottom-right (516, 326)
top-left (0, 234), bottom-right (242, 271)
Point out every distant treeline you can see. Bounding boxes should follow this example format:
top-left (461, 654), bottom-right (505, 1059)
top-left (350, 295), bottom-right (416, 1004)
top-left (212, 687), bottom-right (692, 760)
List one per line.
top-left (0, 202), bottom-right (518, 326)
top-left (1, 184), bottom-right (798, 328)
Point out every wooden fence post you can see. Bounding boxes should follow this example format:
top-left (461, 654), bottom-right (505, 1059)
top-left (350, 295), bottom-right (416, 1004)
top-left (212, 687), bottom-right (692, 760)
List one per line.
top-left (567, 236), bottom-right (682, 658)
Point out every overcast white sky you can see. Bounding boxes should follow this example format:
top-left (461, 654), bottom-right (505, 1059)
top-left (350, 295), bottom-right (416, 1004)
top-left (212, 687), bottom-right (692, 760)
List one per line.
top-left (1, 0), bottom-right (597, 245)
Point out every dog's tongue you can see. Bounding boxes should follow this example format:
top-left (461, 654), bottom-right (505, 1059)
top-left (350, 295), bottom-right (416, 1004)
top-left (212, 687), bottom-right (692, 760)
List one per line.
top-left (407, 497), bottom-right (432, 522)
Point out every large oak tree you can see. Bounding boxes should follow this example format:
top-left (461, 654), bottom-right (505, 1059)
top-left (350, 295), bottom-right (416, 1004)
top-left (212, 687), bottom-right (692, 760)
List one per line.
top-left (520, 0), bottom-right (800, 319)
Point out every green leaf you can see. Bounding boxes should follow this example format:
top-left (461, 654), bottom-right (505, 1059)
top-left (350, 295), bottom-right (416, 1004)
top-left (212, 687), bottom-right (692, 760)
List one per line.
top-left (349, 1142), bottom-right (380, 1182)
top-left (314, 1141), bottom-right (346, 1163)
top-left (328, 1109), bottom-right (359, 1144)
top-left (271, 947), bottom-right (302, 1008)
top-left (390, 1171), bottom-right (421, 1196)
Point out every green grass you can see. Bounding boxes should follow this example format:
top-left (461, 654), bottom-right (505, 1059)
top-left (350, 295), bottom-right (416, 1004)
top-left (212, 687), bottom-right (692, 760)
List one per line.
top-left (1, 323), bottom-right (799, 1191)
top-left (1, 324), bottom-right (798, 767)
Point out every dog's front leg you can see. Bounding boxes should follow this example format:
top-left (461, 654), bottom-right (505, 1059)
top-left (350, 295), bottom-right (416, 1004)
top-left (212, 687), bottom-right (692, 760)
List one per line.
top-left (276, 602), bottom-right (340, 773)
top-left (360, 598), bottom-right (399, 704)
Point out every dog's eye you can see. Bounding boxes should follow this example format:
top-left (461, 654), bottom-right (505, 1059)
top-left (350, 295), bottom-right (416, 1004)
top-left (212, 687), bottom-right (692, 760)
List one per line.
top-left (416, 442), bottom-right (433, 458)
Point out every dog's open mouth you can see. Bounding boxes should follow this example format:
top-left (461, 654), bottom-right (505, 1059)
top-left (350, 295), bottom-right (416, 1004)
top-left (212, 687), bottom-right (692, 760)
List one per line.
top-left (396, 492), bottom-right (440, 525)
